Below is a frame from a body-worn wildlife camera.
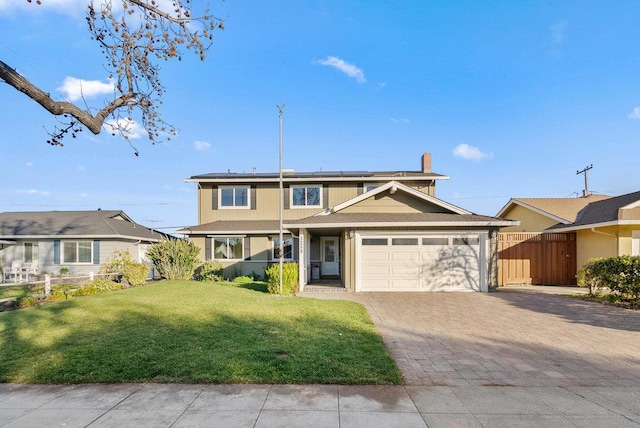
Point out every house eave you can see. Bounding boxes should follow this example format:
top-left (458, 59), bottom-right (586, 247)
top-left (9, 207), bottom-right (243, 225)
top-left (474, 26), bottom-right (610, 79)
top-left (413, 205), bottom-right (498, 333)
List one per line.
top-left (0, 234), bottom-right (161, 242)
top-left (185, 174), bottom-right (449, 184)
top-left (547, 220), bottom-right (639, 233)
top-left (286, 220), bottom-right (518, 229)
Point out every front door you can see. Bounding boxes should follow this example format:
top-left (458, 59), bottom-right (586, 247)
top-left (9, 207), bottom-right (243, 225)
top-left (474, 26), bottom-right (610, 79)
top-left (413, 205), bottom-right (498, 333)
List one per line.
top-left (321, 237), bottom-right (339, 276)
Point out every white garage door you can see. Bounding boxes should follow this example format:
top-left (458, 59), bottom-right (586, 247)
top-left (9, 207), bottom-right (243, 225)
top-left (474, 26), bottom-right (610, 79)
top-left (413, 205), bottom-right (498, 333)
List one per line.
top-left (357, 233), bottom-right (485, 292)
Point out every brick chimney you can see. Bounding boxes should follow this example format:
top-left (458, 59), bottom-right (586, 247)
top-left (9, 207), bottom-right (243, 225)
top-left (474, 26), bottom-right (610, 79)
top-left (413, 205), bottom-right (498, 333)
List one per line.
top-left (421, 152), bottom-right (431, 173)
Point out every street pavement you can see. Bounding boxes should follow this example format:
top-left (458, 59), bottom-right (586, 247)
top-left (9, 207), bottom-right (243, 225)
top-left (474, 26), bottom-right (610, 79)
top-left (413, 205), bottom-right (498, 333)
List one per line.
top-left (1, 286), bottom-right (639, 427)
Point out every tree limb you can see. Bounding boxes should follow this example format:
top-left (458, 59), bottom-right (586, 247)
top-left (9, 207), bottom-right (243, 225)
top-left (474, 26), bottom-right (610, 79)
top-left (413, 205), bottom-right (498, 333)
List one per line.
top-left (0, 59), bottom-right (136, 135)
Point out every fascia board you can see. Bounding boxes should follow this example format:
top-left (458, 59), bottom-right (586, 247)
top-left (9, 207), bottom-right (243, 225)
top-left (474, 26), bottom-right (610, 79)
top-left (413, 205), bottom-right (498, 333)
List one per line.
top-left (185, 175), bottom-right (449, 184)
top-left (286, 220), bottom-right (518, 229)
top-left (0, 235), bottom-right (161, 241)
top-left (547, 220), bottom-right (639, 232)
top-left (182, 229), bottom-right (286, 235)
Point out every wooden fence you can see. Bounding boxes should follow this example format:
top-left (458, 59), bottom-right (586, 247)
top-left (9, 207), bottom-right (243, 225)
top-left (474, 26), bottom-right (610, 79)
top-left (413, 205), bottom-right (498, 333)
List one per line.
top-left (498, 232), bottom-right (577, 286)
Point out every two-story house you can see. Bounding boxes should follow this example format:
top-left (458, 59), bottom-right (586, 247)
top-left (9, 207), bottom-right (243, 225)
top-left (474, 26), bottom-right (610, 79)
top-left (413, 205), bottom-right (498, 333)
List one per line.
top-left (179, 152), bottom-right (516, 292)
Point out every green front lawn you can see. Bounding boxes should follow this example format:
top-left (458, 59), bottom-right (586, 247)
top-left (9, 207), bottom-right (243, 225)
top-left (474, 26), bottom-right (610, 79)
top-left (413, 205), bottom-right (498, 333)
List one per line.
top-left (0, 280), bottom-right (401, 384)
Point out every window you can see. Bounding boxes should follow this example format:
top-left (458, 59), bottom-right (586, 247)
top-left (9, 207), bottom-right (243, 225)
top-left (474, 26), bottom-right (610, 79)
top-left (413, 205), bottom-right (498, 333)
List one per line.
top-left (362, 238), bottom-right (388, 246)
top-left (392, 238), bottom-right (419, 246)
top-left (453, 237), bottom-right (480, 246)
top-left (291, 185), bottom-right (322, 207)
top-left (272, 236), bottom-right (294, 260)
top-left (363, 183), bottom-right (382, 193)
top-left (219, 186), bottom-right (249, 208)
top-left (63, 241), bottom-right (92, 264)
top-left (422, 237), bottom-right (449, 246)
top-left (23, 242), bottom-right (39, 263)
top-left (213, 237), bottom-right (244, 260)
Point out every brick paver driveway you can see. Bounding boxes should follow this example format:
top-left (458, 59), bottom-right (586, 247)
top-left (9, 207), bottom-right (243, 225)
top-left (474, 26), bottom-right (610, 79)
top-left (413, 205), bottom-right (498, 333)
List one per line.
top-left (302, 289), bottom-right (640, 386)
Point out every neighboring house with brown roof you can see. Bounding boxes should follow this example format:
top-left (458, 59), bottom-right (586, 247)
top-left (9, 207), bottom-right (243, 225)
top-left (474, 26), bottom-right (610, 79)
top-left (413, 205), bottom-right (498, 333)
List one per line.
top-left (0, 210), bottom-right (163, 279)
top-left (179, 152), bottom-right (517, 292)
top-left (496, 191), bottom-right (640, 277)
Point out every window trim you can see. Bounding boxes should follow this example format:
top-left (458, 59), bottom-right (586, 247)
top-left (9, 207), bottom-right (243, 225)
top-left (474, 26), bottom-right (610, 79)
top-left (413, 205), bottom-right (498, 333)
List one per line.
top-left (62, 240), bottom-right (93, 265)
top-left (290, 184), bottom-right (323, 208)
top-left (218, 185), bottom-right (251, 209)
top-left (212, 237), bottom-right (245, 260)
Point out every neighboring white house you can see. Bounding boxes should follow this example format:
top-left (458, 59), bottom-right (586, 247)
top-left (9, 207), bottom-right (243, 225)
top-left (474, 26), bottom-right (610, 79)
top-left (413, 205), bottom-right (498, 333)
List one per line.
top-left (0, 210), bottom-right (163, 279)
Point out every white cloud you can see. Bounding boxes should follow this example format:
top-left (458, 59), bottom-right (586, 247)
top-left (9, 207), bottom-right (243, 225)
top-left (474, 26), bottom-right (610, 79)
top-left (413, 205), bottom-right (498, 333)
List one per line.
top-left (57, 76), bottom-right (114, 102)
top-left (628, 107), bottom-right (640, 120)
top-left (453, 144), bottom-right (493, 161)
top-left (103, 118), bottom-right (145, 139)
top-left (390, 118), bottom-right (410, 124)
top-left (17, 189), bottom-right (50, 196)
top-left (194, 140), bottom-right (211, 151)
top-left (317, 56), bottom-right (366, 83)
top-left (0, 0), bottom-right (90, 15)
top-left (550, 21), bottom-right (568, 44)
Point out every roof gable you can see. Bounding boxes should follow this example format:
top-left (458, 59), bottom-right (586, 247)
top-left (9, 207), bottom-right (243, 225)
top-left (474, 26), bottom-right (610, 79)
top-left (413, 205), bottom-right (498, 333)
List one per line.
top-left (496, 195), bottom-right (610, 224)
top-left (323, 181), bottom-right (471, 216)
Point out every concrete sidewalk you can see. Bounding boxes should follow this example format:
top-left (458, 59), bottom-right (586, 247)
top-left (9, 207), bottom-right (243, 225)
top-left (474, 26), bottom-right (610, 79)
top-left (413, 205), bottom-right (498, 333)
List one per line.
top-left (1, 383), bottom-right (639, 427)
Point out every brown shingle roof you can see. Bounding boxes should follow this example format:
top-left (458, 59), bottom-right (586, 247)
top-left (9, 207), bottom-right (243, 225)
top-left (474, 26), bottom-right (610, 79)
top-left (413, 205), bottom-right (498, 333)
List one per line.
top-left (179, 220), bottom-right (282, 234)
top-left (508, 195), bottom-right (611, 223)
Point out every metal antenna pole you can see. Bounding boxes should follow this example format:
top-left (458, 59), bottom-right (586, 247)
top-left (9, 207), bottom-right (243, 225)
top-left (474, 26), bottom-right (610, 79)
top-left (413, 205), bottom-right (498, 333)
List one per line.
top-left (576, 164), bottom-right (593, 197)
top-left (277, 104), bottom-right (286, 294)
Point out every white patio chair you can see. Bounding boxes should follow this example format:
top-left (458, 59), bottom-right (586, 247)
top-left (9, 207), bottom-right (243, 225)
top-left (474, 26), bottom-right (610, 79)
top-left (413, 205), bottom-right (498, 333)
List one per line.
top-left (6, 260), bottom-right (22, 283)
top-left (25, 260), bottom-right (39, 282)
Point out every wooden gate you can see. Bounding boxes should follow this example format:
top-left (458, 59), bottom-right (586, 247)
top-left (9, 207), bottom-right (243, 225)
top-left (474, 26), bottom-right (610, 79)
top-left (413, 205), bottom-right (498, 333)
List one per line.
top-left (498, 232), bottom-right (577, 286)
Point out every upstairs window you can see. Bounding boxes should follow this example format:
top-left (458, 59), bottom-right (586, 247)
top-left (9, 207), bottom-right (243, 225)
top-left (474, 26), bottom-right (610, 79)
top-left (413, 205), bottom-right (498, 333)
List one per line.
top-left (291, 185), bottom-right (322, 207)
top-left (219, 186), bottom-right (249, 208)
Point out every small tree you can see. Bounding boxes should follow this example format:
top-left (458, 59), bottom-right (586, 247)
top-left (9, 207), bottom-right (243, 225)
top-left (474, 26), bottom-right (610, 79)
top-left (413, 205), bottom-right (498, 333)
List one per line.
top-left (146, 238), bottom-right (200, 280)
top-left (264, 262), bottom-right (299, 295)
top-left (101, 249), bottom-right (149, 287)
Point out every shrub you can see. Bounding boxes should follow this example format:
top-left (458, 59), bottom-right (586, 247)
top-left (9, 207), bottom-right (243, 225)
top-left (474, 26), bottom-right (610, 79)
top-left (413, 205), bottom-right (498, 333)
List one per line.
top-left (579, 255), bottom-right (640, 300)
top-left (101, 249), bottom-right (149, 287)
top-left (264, 262), bottom-right (299, 295)
top-left (59, 267), bottom-right (70, 275)
top-left (233, 275), bottom-right (254, 283)
top-left (15, 296), bottom-right (37, 308)
top-left (194, 261), bottom-right (224, 281)
top-left (146, 238), bottom-right (200, 280)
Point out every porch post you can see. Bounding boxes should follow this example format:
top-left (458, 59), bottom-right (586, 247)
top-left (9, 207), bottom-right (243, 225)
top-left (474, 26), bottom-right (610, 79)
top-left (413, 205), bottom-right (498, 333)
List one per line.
top-left (298, 229), bottom-right (307, 291)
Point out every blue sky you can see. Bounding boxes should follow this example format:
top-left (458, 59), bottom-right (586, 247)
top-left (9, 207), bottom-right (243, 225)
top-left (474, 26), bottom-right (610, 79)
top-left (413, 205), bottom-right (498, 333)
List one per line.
top-left (0, 1), bottom-right (638, 234)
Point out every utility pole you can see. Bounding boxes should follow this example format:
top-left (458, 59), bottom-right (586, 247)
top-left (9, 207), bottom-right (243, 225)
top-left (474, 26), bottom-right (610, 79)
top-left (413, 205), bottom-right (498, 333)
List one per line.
top-left (576, 164), bottom-right (593, 197)
top-left (277, 104), bottom-right (285, 295)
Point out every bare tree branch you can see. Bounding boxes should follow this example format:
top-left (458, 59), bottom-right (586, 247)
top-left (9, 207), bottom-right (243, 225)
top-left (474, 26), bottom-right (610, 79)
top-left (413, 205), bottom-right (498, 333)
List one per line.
top-left (0, 0), bottom-right (224, 148)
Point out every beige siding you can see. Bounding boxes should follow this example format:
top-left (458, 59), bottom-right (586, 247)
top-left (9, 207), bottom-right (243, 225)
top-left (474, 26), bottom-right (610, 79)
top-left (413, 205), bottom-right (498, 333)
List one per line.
top-left (341, 191), bottom-right (443, 214)
top-left (343, 228), bottom-right (356, 291)
top-left (197, 180), bottom-right (438, 224)
top-left (499, 205), bottom-right (561, 232)
top-left (576, 228), bottom-right (618, 269)
top-left (191, 236), bottom-right (207, 262)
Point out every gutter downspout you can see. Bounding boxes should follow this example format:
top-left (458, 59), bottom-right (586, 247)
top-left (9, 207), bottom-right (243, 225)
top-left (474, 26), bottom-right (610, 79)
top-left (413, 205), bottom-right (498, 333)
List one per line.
top-left (590, 227), bottom-right (619, 255)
